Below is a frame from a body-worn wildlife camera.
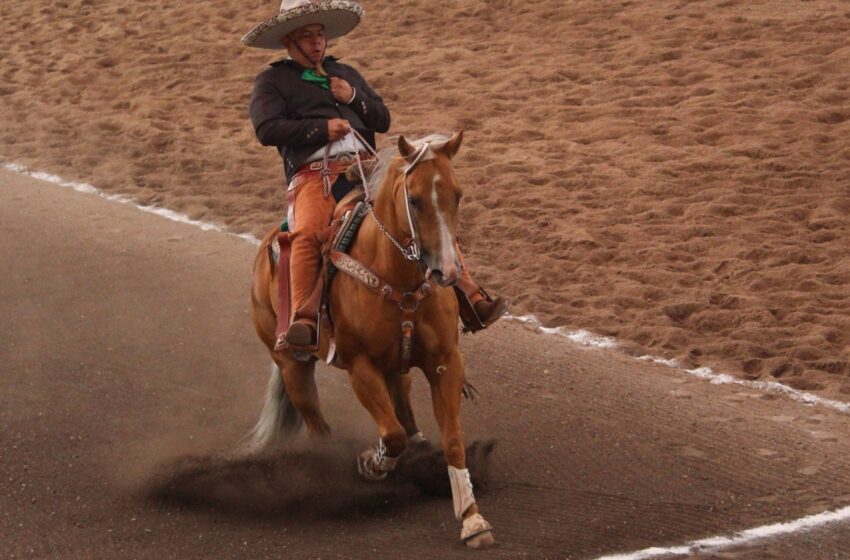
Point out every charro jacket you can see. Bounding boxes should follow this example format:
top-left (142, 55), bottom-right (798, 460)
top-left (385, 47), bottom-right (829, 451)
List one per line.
top-left (249, 56), bottom-right (391, 182)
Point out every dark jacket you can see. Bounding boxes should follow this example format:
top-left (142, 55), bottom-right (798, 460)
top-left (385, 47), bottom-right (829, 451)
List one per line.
top-left (249, 56), bottom-right (391, 182)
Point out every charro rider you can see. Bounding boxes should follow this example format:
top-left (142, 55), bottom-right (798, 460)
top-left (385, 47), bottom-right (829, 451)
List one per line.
top-left (243, 0), bottom-right (508, 351)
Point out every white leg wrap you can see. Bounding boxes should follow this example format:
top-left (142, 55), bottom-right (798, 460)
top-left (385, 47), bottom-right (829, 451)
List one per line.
top-left (448, 466), bottom-right (476, 520)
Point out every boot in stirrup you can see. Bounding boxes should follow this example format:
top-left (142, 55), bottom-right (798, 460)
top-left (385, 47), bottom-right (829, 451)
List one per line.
top-left (454, 286), bottom-right (509, 333)
top-left (274, 274), bottom-right (324, 353)
top-left (282, 320), bottom-right (317, 348)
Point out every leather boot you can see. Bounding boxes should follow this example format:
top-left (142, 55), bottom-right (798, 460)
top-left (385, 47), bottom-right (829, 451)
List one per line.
top-left (473, 296), bottom-right (509, 327)
top-left (284, 320), bottom-right (316, 348)
top-left (277, 271), bottom-right (324, 352)
top-left (454, 286), bottom-right (509, 333)
top-left (272, 263), bottom-right (322, 352)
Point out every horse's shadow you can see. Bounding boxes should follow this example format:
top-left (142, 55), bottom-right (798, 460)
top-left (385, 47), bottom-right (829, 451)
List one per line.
top-left (143, 439), bottom-right (496, 520)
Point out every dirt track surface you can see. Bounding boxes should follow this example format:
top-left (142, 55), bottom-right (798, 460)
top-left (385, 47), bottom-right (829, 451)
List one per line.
top-left (3, 0), bottom-right (850, 397)
top-left (4, 169), bottom-right (850, 559)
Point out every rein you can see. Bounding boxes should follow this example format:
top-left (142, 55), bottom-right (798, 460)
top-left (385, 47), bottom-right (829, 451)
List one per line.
top-left (362, 137), bottom-right (429, 263)
top-left (326, 130), bottom-right (426, 263)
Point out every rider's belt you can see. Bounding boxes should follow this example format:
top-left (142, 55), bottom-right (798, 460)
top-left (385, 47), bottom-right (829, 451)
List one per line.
top-left (289, 153), bottom-right (372, 190)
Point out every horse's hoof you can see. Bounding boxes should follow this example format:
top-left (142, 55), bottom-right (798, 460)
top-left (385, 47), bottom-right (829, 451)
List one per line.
top-left (465, 530), bottom-right (495, 549)
top-left (357, 448), bottom-right (389, 482)
top-left (461, 513), bottom-right (495, 549)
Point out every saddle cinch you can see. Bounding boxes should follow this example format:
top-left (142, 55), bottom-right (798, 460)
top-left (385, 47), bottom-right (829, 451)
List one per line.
top-left (268, 187), bottom-right (487, 364)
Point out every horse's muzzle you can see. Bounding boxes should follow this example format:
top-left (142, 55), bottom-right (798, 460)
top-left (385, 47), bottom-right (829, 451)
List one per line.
top-left (426, 267), bottom-right (459, 287)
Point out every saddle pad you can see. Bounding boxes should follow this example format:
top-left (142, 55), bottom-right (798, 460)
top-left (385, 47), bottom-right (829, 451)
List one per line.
top-left (327, 201), bottom-right (369, 285)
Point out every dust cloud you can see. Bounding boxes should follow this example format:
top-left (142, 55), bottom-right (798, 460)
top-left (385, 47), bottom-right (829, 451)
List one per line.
top-left (143, 438), bottom-right (496, 519)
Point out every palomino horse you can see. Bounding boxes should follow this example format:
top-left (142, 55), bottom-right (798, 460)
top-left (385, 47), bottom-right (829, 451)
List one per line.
top-left (247, 131), bottom-right (495, 548)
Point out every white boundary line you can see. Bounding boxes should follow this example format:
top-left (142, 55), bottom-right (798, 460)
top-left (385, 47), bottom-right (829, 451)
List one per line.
top-left (2, 162), bottom-right (261, 246)
top-left (593, 504), bottom-right (850, 559)
top-left (4, 161), bottom-right (847, 415)
top-left (508, 314), bottom-right (850, 415)
top-left (5, 160), bottom-right (850, 558)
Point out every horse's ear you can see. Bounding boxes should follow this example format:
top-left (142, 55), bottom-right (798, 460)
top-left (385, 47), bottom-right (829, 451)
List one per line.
top-left (441, 130), bottom-right (464, 159)
top-left (398, 135), bottom-right (416, 159)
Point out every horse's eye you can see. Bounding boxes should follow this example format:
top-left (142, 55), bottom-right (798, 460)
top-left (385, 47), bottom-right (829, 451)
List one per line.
top-left (408, 196), bottom-right (421, 210)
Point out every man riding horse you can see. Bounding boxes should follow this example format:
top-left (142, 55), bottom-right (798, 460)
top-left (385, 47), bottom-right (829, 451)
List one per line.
top-left (245, 0), bottom-right (507, 351)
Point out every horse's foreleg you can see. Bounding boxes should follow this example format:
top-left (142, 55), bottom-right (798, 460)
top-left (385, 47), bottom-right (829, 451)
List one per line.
top-left (387, 372), bottom-right (426, 445)
top-left (276, 355), bottom-right (331, 436)
top-left (348, 355), bottom-right (408, 481)
top-left (427, 350), bottom-right (495, 549)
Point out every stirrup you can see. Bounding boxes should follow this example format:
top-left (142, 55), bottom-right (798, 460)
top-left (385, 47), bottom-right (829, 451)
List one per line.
top-left (455, 287), bottom-right (508, 333)
top-left (274, 321), bottom-right (319, 358)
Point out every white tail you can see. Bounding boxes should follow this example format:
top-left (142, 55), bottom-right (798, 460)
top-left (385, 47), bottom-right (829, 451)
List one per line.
top-left (243, 363), bottom-right (304, 452)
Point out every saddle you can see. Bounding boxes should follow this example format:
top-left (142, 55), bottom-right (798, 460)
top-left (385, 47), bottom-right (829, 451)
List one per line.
top-left (269, 165), bottom-right (502, 366)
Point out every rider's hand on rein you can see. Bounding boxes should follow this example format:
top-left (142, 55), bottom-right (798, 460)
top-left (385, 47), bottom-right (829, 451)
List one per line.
top-left (327, 118), bottom-right (351, 141)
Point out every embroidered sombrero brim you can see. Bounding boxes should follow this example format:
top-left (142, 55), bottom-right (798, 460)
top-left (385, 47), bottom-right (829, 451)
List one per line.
top-left (242, 1), bottom-right (364, 49)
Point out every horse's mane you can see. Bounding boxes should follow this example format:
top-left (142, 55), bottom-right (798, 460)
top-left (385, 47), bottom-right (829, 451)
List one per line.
top-left (367, 134), bottom-right (453, 195)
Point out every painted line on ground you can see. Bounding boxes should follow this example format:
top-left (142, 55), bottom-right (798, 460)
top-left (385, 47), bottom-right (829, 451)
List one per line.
top-left (4, 160), bottom-right (848, 419)
top-left (2, 162), bottom-right (260, 246)
top-left (592, 504), bottom-right (850, 559)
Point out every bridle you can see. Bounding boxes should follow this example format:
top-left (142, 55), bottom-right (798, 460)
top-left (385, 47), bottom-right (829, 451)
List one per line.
top-left (348, 130), bottom-right (429, 264)
top-left (325, 138), bottom-right (435, 374)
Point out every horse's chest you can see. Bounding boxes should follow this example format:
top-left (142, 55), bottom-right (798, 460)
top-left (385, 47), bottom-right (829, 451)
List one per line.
top-left (332, 301), bottom-right (454, 368)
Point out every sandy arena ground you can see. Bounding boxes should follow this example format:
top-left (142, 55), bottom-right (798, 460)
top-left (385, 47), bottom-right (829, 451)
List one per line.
top-left (1, 0), bottom-right (849, 399)
top-left (4, 170), bottom-right (850, 558)
top-left (3, 0), bottom-right (850, 557)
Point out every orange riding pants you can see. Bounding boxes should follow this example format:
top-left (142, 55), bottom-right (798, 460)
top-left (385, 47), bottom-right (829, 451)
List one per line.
top-left (287, 171), bottom-right (339, 325)
top-left (286, 170), bottom-right (482, 325)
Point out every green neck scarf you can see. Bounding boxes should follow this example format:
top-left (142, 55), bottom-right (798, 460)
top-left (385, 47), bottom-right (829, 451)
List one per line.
top-left (301, 68), bottom-right (329, 90)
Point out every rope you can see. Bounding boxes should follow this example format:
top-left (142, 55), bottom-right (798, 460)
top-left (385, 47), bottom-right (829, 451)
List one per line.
top-left (350, 127), bottom-right (380, 204)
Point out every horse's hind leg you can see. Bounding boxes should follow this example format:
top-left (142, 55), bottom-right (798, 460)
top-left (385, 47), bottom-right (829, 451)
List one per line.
top-left (427, 349), bottom-right (495, 549)
top-left (348, 355), bottom-right (408, 480)
top-left (275, 353), bottom-right (331, 436)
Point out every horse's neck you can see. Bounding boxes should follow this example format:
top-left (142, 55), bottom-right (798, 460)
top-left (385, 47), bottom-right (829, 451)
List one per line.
top-left (356, 169), bottom-right (422, 291)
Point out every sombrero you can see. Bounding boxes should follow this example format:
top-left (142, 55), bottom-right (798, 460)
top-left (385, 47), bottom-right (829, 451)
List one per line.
top-left (241, 0), bottom-right (364, 50)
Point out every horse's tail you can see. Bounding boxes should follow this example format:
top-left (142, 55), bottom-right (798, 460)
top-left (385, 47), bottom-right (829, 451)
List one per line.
top-left (243, 363), bottom-right (304, 451)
